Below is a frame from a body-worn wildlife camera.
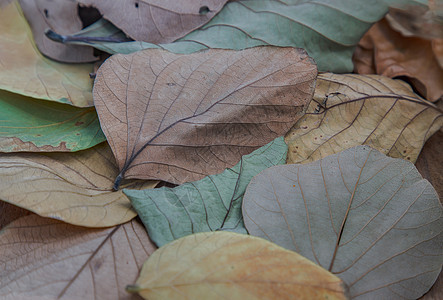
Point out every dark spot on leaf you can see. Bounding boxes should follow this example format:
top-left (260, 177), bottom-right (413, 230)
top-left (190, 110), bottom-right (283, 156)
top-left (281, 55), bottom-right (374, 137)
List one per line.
top-left (36, 134), bottom-right (41, 137)
top-left (93, 258), bottom-right (104, 271)
top-left (166, 83), bottom-right (175, 87)
top-left (44, 9), bottom-right (49, 18)
top-left (403, 150), bottom-right (407, 154)
top-left (135, 2), bottom-right (139, 8)
top-left (301, 126), bottom-right (308, 129)
top-left (314, 137), bottom-right (317, 140)
top-left (199, 6), bottom-right (210, 15)
top-left (76, 133), bottom-right (80, 136)
top-left (75, 121), bottom-right (84, 126)
top-left (407, 157), bottom-right (411, 160)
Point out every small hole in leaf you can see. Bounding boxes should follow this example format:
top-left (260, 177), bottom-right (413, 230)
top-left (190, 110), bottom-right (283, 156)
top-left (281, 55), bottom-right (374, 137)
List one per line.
top-left (44, 9), bottom-right (49, 18)
top-left (135, 2), bottom-right (139, 8)
top-left (199, 6), bottom-right (210, 15)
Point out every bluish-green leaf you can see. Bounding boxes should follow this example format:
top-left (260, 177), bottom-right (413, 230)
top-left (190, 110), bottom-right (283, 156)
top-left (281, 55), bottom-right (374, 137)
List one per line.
top-left (0, 90), bottom-right (105, 152)
top-left (124, 136), bottom-right (287, 247)
top-left (58, 0), bottom-right (426, 72)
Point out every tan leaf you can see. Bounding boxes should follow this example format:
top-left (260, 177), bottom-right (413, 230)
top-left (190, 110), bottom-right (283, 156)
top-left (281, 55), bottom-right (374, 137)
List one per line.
top-left (0, 201), bottom-right (31, 230)
top-left (353, 18), bottom-right (443, 102)
top-left (129, 232), bottom-right (349, 300)
top-left (94, 47), bottom-right (316, 188)
top-left (19, 0), bottom-right (98, 63)
top-left (416, 129), bottom-right (443, 201)
top-left (0, 215), bottom-right (156, 300)
top-left (0, 1), bottom-right (94, 106)
top-left (285, 73), bottom-right (442, 165)
top-left (78, 0), bottom-right (228, 43)
top-left (0, 142), bottom-right (158, 227)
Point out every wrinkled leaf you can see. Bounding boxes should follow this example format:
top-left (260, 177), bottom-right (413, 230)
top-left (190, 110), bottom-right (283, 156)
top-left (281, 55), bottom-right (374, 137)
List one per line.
top-left (0, 1), bottom-right (94, 106)
top-left (125, 136), bottom-right (287, 247)
top-left (285, 73), bottom-right (443, 165)
top-left (416, 130), bottom-right (443, 200)
top-left (78, 0), bottom-right (228, 43)
top-left (94, 47), bottom-right (315, 188)
top-left (353, 18), bottom-right (443, 101)
top-left (243, 146), bottom-right (443, 299)
top-left (19, 0), bottom-right (98, 63)
top-left (0, 215), bottom-right (156, 300)
top-left (129, 232), bottom-right (349, 300)
top-left (0, 201), bottom-right (30, 230)
top-left (0, 142), bottom-right (158, 227)
top-left (56, 0), bottom-right (426, 72)
top-left (0, 90), bottom-right (105, 152)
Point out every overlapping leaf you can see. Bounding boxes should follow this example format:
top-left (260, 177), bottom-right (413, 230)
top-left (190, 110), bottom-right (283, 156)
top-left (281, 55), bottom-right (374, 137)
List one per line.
top-left (285, 73), bottom-right (443, 165)
top-left (0, 215), bottom-right (156, 300)
top-left (78, 0), bottom-right (228, 43)
top-left (94, 47), bottom-right (315, 188)
top-left (243, 146), bottom-right (443, 299)
top-left (0, 142), bottom-right (158, 227)
top-left (0, 201), bottom-right (30, 230)
top-left (0, 1), bottom-right (94, 106)
top-left (19, 0), bottom-right (98, 63)
top-left (0, 90), bottom-right (105, 152)
top-left (125, 137), bottom-right (287, 247)
top-left (353, 18), bottom-right (443, 101)
top-left (129, 232), bottom-right (349, 300)
top-left (51, 0), bottom-right (426, 72)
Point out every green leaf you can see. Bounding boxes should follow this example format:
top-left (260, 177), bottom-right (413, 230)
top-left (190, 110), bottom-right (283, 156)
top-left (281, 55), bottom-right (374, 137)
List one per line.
top-left (243, 145), bottom-right (443, 299)
top-left (57, 0), bottom-right (426, 72)
top-left (124, 136), bottom-right (288, 247)
top-left (0, 90), bottom-right (105, 152)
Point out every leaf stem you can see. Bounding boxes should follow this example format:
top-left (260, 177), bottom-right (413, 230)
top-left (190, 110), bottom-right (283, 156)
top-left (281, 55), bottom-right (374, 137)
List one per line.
top-left (113, 172), bottom-right (123, 191)
top-left (45, 29), bottom-right (128, 44)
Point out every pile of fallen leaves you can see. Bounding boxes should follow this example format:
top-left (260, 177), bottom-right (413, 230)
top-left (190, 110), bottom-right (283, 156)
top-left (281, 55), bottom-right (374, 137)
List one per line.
top-left (0, 0), bottom-right (442, 299)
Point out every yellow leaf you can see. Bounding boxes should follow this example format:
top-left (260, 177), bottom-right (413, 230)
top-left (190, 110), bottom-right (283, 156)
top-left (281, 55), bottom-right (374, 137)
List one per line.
top-left (0, 142), bottom-right (158, 227)
top-left (0, 1), bottom-right (94, 107)
top-left (130, 232), bottom-right (349, 300)
top-left (286, 73), bottom-right (442, 165)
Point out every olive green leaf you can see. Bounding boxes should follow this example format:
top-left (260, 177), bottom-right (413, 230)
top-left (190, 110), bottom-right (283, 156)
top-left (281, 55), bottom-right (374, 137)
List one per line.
top-left (0, 90), bottom-right (105, 152)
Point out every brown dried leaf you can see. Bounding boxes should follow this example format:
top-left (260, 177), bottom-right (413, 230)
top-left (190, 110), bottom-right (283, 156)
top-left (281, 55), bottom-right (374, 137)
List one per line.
top-left (78, 0), bottom-right (228, 43)
top-left (416, 130), bottom-right (443, 201)
top-left (0, 215), bottom-right (156, 300)
top-left (94, 47), bottom-right (316, 188)
top-left (0, 142), bottom-right (158, 227)
top-left (353, 18), bottom-right (443, 102)
top-left (19, 0), bottom-right (98, 63)
top-left (0, 201), bottom-right (31, 230)
top-left (130, 232), bottom-right (349, 300)
top-left (285, 73), bottom-right (442, 165)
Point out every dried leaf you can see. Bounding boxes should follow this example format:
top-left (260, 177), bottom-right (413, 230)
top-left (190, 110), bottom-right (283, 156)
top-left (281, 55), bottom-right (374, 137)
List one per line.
top-left (0, 142), bottom-right (158, 227)
top-left (243, 146), bottom-right (443, 299)
top-left (0, 215), bottom-right (156, 300)
top-left (19, 0), bottom-right (98, 63)
top-left (0, 90), bottom-right (105, 152)
top-left (129, 232), bottom-right (349, 300)
top-left (124, 137), bottom-right (287, 247)
top-left (0, 201), bottom-right (31, 230)
top-left (285, 73), bottom-right (443, 165)
top-left (0, 1), bottom-right (94, 106)
top-left (78, 0), bottom-right (228, 43)
top-left (353, 18), bottom-right (443, 101)
top-left (56, 0), bottom-right (425, 72)
top-left (94, 47), bottom-right (316, 188)
top-left (416, 130), bottom-right (443, 200)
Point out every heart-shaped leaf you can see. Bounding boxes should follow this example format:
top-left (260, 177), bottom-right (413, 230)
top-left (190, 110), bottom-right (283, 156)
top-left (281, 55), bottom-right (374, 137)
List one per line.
top-left (124, 136), bottom-right (287, 247)
top-left (93, 47), bottom-right (316, 188)
top-left (0, 143), bottom-right (158, 227)
top-left (0, 1), bottom-right (94, 106)
top-left (19, 0), bottom-right (98, 63)
top-left (0, 215), bottom-right (156, 300)
top-left (52, 0), bottom-right (427, 72)
top-left (78, 0), bottom-right (228, 43)
top-left (285, 73), bottom-right (443, 165)
top-left (243, 146), bottom-right (443, 299)
top-left (129, 232), bottom-right (349, 300)
top-left (0, 90), bottom-right (105, 152)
